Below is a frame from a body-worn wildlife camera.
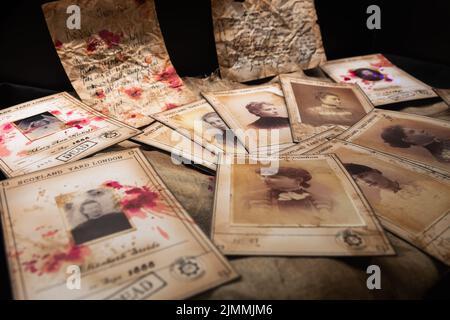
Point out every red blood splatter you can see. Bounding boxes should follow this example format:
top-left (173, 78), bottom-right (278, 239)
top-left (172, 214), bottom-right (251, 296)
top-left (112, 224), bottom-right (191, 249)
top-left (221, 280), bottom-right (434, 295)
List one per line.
top-left (66, 111), bottom-right (74, 116)
top-left (163, 103), bottom-right (178, 111)
top-left (86, 37), bottom-right (101, 52)
top-left (42, 230), bottom-right (59, 238)
top-left (124, 87), bottom-right (143, 100)
top-left (156, 226), bottom-right (170, 240)
top-left (98, 30), bottom-right (122, 48)
top-left (50, 110), bottom-right (61, 115)
top-left (23, 260), bottom-right (38, 273)
top-left (120, 186), bottom-right (159, 218)
top-left (55, 40), bottom-right (63, 49)
top-left (155, 66), bottom-right (183, 90)
top-left (16, 150), bottom-right (28, 157)
top-left (95, 89), bottom-right (106, 99)
top-left (104, 181), bottom-right (124, 189)
top-left (1, 123), bottom-right (14, 132)
top-left (65, 118), bottom-right (90, 129)
top-left (343, 77), bottom-right (351, 81)
top-left (40, 245), bottom-right (90, 274)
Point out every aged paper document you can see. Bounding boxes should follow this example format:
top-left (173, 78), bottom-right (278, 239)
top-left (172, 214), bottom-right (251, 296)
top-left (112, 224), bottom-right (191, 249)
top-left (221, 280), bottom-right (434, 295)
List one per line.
top-left (338, 110), bottom-right (450, 175)
top-left (132, 122), bottom-right (217, 171)
top-left (310, 140), bottom-right (450, 266)
top-left (212, 154), bottom-right (394, 256)
top-left (0, 149), bottom-right (236, 299)
top-left (0, 92), bottom-right (140, 177)
top-left (321, 54), bottom-right (437, 106)
top-left (211, 0), bottom-right (326, 82)
top-left (280, 76), bottom-right (373, 141)
top-left (42, 0), bottom-right (196, 128)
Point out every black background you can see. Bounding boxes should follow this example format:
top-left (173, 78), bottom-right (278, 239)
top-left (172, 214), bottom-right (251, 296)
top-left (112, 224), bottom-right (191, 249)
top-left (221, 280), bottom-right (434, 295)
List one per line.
top-left (0, 0), bottom-right (450, 300)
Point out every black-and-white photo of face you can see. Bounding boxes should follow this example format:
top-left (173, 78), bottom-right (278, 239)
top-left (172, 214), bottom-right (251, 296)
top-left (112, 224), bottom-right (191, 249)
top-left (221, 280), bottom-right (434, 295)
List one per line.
top-left (202, 112), bottom-right (228, 132)
top-left (14, 111), bottom-right (63, 140)
top-left (57, 188), bottom-right (133, 245)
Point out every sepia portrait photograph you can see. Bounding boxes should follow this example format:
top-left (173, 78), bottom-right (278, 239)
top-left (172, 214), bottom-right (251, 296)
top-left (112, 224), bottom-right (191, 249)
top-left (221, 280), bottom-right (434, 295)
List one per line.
top-left (280, 76), bottom-right (372, 141)
top-left (151, 99), bottom-right (246, 154)
top-left (202, 84), bottom-right (294, 152)
top-left (310, 140), bottom-right (450, 265)
top-left (56, 188), bottom-right (134, 245)
top-left (212, 154), bottom-right (393, 256)
top-left (13, 111), bottom-right (64, 140)
top-left (339, 110), bottom-right (450, 174)
top-left (230, 160), bottom-right (364, 227)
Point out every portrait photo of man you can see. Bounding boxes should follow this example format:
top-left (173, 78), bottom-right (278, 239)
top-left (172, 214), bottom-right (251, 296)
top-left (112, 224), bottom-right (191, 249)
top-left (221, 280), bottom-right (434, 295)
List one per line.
top-left (245, 101), bottom-right (290, 129)
top-left (57, 188), bottom-right (133, 245)
top-left (14, 111), bottom-right (63, 140)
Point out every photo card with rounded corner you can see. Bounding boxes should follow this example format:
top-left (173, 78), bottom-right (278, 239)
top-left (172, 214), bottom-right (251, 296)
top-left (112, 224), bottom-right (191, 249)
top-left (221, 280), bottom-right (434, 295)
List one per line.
top-left (151, 99), bottom-right (247, 155)
top-left (337, 109), bottom-right (450, 175)
top-left (0, 92), bottom-right (141, 178)
top-left (280, 76), bottom-right (373, 142)
top-left (202, 84), bottom-right (295, 154)
top-left (211, 153), bottom-right (394, 256)
top-left (0, 148), bottom-right (237, 299)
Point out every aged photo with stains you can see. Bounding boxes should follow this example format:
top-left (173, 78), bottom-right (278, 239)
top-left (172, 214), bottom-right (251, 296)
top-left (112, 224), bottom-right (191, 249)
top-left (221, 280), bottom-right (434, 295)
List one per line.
top-left (212, 154), bottom-right (394, 256)
top-left (338, 110), bottom-right (450, 174)
top-left (56, 188), bottom-right (133, 245)
top-left (280, 76), bottom-right (373, 141)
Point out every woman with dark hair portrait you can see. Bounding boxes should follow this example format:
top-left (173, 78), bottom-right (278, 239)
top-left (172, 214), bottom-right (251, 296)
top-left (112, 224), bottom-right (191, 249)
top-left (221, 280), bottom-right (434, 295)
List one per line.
top-left (381, 125), bottom-right (450, 162)
top-left (353, 68), bottom-right (385, 81)
top-left (247, 166), bottom-right (332, 213)
top-left (245, 101), bottom-right (290, 129)
top-left (343, 162), bottom-right (443, 234)
top-left (344, 163), bottom-right (400, 192)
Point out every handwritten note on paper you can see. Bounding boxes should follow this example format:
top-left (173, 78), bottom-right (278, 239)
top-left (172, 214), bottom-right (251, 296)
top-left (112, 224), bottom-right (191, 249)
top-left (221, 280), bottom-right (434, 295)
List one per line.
top-left (211, 0), bottom-right (327, 82)
top-left (43, 0), bottom-right (196, 128)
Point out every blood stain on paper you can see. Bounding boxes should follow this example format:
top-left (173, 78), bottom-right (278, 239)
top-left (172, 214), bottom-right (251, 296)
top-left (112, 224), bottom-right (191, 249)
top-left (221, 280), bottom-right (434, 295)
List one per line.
top-left (124, 87), bottom-right (143, 100)
top-left (163, 103), bottom-right (178, 111)
top-left (22, 244), bottom-right (90, 275)
top-left (95, 89), bottom-right (106, 99)
top-left (98, 30), bottom-right (122, 48)
top-left (102, 181), bottom-right (167, 220)
top-left (54, 40), bottom-right (63, 49)
top-left (156, 226), bottom-right (170, 240)
top-left (42, 230), bottom-right (59, 238)
top-left (50, 110), bottom-right (62, 115)
top-left (155, 66), bottom-right (183, 90)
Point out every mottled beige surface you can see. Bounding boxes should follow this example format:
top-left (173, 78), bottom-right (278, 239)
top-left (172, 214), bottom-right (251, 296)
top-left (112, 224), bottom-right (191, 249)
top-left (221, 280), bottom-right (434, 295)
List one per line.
top-left (211, 0), bottom-right (326, 82)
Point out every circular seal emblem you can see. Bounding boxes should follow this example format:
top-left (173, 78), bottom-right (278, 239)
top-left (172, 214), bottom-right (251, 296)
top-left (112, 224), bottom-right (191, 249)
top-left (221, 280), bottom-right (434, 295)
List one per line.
top-left (100, 130), bottom-right (120, 139)
top-left (336, 229), bottom-right (366, 250)
top-left (170, 256), bottom-right (205, 281)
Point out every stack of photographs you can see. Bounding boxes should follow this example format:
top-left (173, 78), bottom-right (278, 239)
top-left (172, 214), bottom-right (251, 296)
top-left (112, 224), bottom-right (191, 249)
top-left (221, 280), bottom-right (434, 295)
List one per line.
top-left (2, 0), bottom-right (450, 298)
